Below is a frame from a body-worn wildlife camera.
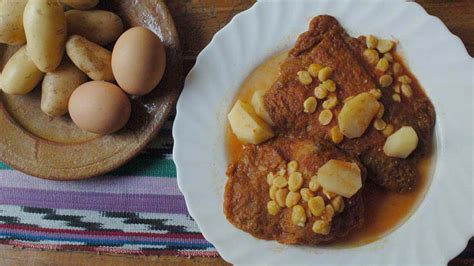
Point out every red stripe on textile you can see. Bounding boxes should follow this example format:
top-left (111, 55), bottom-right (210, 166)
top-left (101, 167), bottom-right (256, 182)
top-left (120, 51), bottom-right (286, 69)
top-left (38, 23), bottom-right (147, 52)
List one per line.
top-left (0, 239), bottom-right (220, 257)
top-left (0, 224), bottom-right (206, 240)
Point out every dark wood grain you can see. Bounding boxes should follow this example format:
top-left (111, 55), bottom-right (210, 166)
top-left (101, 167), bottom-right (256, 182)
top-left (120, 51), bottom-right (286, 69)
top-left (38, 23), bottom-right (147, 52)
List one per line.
top-left (417, 0), bottom-right (474, 57)
top-left (0, 245), bottom-right (230, 266)
top-left (0, 0), bottom-right (472, 265)
top-left (175, 0), bottom-right (472, 56)
top-left (169, 0), bottom-right (474, 75)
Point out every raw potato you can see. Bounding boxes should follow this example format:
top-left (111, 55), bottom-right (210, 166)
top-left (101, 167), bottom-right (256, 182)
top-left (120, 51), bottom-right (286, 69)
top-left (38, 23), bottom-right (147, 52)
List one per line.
top-left (383, 126), bottom-right (419, 158)
top-left (23, 0), bottom-right (67, 72)
top-left (338, 92), bottom-right (379, 139)
top-left (41, 59), bottom-right (88, 117)
top-left (66, 35), bottom-right (114, 81)
top-left (66, 10), bottom-right (123, 46)
top-left (0, 46), bottom-right (44, 95)
top-left (60, 0), bottom-right (98, 9)
top-left (0, 0), bottom-right (27, 45)
top-left (251, 90), bottom-right (275, 126)
top-left (228, 100), bottom-right (274, 144)
top-left (316, 160), bottom-right (362, 198)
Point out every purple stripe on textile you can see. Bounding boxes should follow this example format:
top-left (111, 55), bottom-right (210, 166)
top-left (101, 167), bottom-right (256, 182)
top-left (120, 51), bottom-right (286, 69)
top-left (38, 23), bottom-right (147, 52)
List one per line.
top-left (0, 170), bottom-right (181, 196)
top-left (0, 188), bottom-right (188, 214)
top-left (0, 228), bottom-right (211, 244)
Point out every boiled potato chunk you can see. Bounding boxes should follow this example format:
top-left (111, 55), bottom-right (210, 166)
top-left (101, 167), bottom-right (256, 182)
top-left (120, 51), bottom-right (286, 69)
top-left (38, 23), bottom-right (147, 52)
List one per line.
top-left (60, 0), bottom-right (99, 10)
top-left (338, 92), bottom-right (379, 139)
top-left (251, 90), bottom-right (274, 126)
top-left (228, 100), bottom-right (274, 144)
top-left (23, 0), bottom-right (67, 72)
top-left (383, 126), bottom-right (418, 158)
top-left (0, 46), bottom-right (44, 95)
top-left (316, 160), bottom-right (362, 198)
top-left (41, 59), bottom-right (88, 117)
top-left (0, 0), bottom-right (27, 45)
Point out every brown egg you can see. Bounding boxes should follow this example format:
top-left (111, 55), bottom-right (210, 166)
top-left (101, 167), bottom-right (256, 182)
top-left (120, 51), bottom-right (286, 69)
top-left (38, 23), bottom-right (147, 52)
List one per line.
top-left (68, 81), bottom-right (131, 135)
top-left (111, 26), bottom-right (166, 96)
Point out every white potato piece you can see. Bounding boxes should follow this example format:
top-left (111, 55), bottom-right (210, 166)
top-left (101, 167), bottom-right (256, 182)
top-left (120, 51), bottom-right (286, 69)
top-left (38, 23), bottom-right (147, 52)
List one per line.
top-left (0, 0), bottom-right (27, 45)
top-left (41, 59), bottom-right (88, 117)
top-left (0, 46), bottom-right (44, 95)
top-left (60, 0), bottom-right (98, 9)
top-left (228, 100), bottom-right (274, 144)
top-left (338, 92), bottom-right (379, 139)
top-left (316, 160), bottom-right (362, 198)
top-left (23, 0), bottom-right (67, 72)
top-left (66, 10), bottom-right (123, 46)
top-left (66, 35), bottom-right (114, 81)
top-left (383, 126), bottom-right (419, 158)
top-left (251, 90), bottom-right (275, 126)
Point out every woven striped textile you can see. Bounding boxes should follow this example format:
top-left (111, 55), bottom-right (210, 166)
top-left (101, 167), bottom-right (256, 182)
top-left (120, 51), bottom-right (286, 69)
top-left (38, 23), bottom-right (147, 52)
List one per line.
top-left (0, 116), bottom-right (219, 257)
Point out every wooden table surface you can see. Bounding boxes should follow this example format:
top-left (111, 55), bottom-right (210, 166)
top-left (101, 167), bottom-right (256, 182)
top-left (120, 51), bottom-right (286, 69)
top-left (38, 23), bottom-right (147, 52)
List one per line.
top-left (1, 0), bottom-right (473, 265)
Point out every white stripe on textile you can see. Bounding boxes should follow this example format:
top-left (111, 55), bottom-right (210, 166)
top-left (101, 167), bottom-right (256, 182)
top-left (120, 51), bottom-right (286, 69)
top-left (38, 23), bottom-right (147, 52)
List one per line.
top-left (0, 205), bottom-right (200, 233)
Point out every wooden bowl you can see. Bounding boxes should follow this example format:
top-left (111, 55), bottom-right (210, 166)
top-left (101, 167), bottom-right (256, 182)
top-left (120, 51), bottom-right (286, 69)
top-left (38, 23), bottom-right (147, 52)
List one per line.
top-left (0, 0), bottom-right (182, 180)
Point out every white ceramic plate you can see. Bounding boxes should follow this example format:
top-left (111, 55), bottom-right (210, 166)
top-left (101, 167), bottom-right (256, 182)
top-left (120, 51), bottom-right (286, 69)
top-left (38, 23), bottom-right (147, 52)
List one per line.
top-left (174, 0), bottom-right (473, 264)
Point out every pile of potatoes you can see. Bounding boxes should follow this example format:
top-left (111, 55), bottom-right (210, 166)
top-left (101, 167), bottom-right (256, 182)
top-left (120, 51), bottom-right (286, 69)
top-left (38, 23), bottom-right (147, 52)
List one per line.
top-left (0, 0), bottom-right (123, 117)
